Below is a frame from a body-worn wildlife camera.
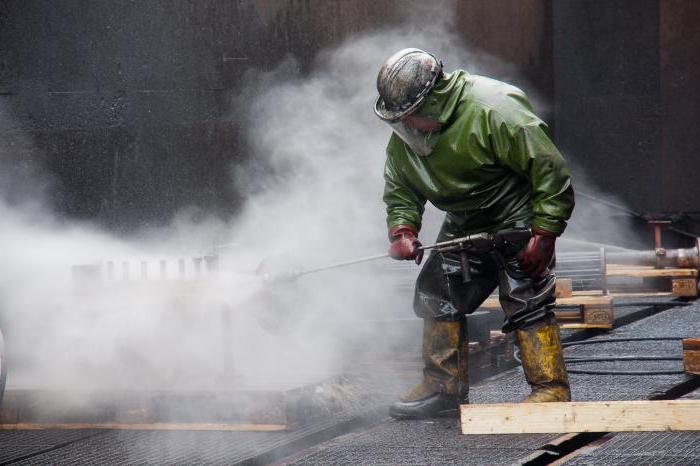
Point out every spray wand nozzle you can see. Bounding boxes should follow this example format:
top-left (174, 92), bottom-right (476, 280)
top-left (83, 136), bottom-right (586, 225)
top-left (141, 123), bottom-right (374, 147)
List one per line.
top-left (257, 229), bottom-right (531, 284)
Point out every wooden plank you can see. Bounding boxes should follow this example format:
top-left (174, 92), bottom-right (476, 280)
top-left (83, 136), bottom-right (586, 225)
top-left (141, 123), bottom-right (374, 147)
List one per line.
top-left (480, 297), bottom-right (500, 309)
top-left (606, 266), bottom-right (697, 278)
top-left (554, 310), bottom-right (583, 320)
top-left (557, 295), bottom-right (612, 306)
top-left (0, 422), bottom-right (288, 431)
top-left (480, 294), bottom-right (614, 329)
top-left (610, 291), bottom-right (674, 298)
top-left (461, 400), bottom-right (700, 434)
top-left (559, 323), bottom-right (613, 329)
top-left (555, 279), bottom-right (573, 298)
top-left (572, 290), bottom-right (604, 297)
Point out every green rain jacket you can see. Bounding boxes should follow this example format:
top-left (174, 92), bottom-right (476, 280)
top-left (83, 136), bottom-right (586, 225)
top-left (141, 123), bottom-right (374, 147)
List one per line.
top-left (383, 70), bottom-right (574, 237)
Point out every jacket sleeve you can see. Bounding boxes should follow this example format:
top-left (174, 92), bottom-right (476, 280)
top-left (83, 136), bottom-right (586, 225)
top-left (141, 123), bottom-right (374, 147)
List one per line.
top-left (383, 148), bottom-right (426, 232)
top-left (488, 110), bottom-right (575, 235)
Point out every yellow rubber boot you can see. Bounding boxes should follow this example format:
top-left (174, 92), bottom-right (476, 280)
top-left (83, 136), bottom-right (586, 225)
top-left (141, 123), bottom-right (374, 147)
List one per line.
top-left (516, 319), bottom-right (571, 402)
top-left (390, 318), bottom-right (468, 419)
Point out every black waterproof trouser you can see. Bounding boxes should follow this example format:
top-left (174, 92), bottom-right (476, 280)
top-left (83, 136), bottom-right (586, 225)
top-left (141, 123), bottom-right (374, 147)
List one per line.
top-left (413, 227), bottom-right (556, 332)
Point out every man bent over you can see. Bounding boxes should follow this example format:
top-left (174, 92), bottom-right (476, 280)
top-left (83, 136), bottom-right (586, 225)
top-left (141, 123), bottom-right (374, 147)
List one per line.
top-left (374, 49), bottom-right (575, 419)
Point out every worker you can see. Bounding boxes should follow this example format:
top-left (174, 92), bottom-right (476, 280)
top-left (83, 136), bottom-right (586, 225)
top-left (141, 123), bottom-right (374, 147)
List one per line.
top-left (375, 49), bottom-right (575, 419)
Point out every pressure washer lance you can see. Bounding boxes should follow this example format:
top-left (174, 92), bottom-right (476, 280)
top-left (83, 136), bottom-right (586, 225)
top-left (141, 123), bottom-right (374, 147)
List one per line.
top-left (261, 229), bottom-right (532, 284)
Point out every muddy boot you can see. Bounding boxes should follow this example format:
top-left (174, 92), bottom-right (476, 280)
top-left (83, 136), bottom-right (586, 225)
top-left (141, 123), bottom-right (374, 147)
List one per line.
top-left (516, 318), bottom-right (571, 402)
top-left (390, 318), bottom-right (469, 420)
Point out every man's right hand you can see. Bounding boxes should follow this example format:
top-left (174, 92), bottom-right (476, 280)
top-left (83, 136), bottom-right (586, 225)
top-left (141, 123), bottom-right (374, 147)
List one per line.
top-left (388, 225), bottom-right (424, 264)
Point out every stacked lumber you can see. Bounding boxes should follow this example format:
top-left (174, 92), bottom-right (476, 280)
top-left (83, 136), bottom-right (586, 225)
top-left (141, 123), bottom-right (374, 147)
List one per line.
top-left (606, 264), bottom-right (698, 297)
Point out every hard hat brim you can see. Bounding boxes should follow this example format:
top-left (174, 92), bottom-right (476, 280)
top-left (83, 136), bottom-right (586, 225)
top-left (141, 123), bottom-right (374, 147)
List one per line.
top-left (374, 95), bottom-right (426, 122)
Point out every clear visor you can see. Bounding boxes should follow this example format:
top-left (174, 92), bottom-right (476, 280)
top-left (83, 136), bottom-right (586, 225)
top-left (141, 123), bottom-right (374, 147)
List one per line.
top-left (387, 119), bottom-right (441, 157)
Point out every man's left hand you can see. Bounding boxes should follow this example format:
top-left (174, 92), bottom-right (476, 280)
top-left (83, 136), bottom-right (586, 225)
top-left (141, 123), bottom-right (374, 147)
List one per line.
top-left (517, 227), bottom-right (557, 278)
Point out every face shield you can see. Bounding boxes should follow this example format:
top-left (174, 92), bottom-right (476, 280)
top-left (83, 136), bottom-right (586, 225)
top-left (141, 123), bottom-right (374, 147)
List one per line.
top-left (375, 73), bottom-right (446, 157)
top-left (386, 117), bottom-right (441, 157)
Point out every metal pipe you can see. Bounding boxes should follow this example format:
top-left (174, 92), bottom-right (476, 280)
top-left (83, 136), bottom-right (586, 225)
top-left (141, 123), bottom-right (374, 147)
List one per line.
top-left (606, 242), bottom-right (700, 269)
top-left (559, 242), bottom-right (700, 269)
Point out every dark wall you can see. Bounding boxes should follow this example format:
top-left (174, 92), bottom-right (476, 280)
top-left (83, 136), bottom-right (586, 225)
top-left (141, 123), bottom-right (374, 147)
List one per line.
top-left (3, 0), bottom-right (700, 234)
top-left (456, 0), bottom-right (552, 110)
top-left (552, 0), bottom-right (662, 212)
top-left (552, 0), bottom-right (700, 243)
top-left (0, 0), bottom-right (400, 230)
top-left (660, 0), bottom-right (700, 214)
top-left (0, 0), bottom-right (552, 231)
top-left (11, 0), bottom-right (700, 237)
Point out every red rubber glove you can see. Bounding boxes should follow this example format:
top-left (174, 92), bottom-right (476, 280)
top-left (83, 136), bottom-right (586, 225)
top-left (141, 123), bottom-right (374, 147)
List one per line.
top-left (388, 225), bottom-right (424, 264)
top-left (517, 227), bottom-right (557, 278)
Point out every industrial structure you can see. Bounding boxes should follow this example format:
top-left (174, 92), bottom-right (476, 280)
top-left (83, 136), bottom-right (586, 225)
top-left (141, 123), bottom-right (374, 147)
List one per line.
top-left (1, 0), bottom-right (700, 464)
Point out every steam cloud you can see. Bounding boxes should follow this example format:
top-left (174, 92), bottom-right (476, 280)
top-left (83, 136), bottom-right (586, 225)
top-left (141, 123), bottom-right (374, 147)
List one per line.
top-left (0, 4), bottom-right (630, 400)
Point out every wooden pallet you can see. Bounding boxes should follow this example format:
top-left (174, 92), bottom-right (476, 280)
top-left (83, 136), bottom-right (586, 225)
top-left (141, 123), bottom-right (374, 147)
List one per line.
top-left (606, 264), bottom-right (698, 297)
top-left (480, 294), bottom-right (614, 330)
top-left (684, 338), bottom-right (700, 375)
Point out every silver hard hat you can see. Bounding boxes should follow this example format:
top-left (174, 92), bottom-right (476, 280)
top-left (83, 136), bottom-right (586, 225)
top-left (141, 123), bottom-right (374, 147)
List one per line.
top-left (374, 48), bottom-right (443, 122)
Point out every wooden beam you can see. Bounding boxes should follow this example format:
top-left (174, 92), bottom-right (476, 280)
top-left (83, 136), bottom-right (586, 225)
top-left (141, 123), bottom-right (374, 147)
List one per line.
top-left (480, 294), bottom-right (614, 329)
top-left (555, 278), bottom-right (573, 298)
top-left (0, 422), bottom-right (288, 432)
top-left (461, 400), bottom-right (700, 434)
top-left (610, 291), bottom-right (674, 298)
top-left (606, 266), bottom-right (698, 278)
top-left (557, 295), bottom-right (613, 306)
top-left (559, 323), bottom-right (612, 330)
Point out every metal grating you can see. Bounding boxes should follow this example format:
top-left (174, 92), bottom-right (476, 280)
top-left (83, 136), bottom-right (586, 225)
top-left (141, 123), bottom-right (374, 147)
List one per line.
top-left (4, 299), bottom-right (699, 465)
top-left (284, 445), bottom-right (541, 466)
top-left (0, 429), bottom-right (103, 464)
top-left (4, 389), bottom-right (393, 465)
top-left (566, 431), bottom-right (700, 465)
top-left (283, 418), bottom-right (560, 466)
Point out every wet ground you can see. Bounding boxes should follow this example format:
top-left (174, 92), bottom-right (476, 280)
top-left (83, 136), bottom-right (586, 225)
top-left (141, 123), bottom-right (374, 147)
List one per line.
top-left (1, 296), bottom-right (699, 465)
